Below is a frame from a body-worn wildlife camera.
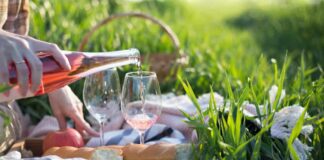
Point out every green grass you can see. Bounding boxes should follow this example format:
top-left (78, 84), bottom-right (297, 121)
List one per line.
top-left (180, 57), bottom-right (323, 159)
top-left (13, 0), bottom-right (324, 159)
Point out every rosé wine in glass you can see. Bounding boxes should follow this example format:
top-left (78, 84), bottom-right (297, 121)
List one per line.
top-left (125, 113), bottom-right (159, 132)
top-left (121, 71), bottom-right (162, 144)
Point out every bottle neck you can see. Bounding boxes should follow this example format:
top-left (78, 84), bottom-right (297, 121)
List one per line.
top-left (65, 48), bottom-right (141, 78)
top-left (63, 48), bottom-right (140, 64)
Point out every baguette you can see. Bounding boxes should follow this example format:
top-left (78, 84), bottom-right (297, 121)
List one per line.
top-left (43, 144), bottom-right (192, 160)
top-left (122, 143), bottom-right (176, 160)
top-left (43, 146), bottom-right (122, 159)
top-left (122, 143), bottom-right (192, 160)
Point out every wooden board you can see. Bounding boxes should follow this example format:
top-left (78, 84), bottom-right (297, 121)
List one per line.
top-left (9, 138), bottom-right (43, 157)
top-left (10, 138), bottom-right (89, 157)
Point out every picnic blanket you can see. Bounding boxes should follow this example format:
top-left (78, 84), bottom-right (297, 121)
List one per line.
top-left (24, 92), bottom-right (224, 146)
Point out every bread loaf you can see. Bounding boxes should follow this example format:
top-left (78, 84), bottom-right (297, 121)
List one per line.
top-left (122, 143), bottom-right (176, 160)
top-left (122, 143), bottom-right (192, 160)
top-left (43, 143), bottom-right (192, 160)
top-left (43, 146), bottom-right (122, 159)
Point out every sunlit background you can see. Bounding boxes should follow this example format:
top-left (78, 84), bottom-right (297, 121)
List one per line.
top-left (18, 0), bottom-right (323, 158)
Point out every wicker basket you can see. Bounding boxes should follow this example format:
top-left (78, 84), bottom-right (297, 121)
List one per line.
top-left (78, 12), bottom-right (188, 81)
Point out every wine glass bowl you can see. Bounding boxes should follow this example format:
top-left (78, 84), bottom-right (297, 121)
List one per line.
top-left (83, 68), bottom-right (121, 146)
top-left (121, 71), bottom-right (162, 144)
top-left (124, 101), bottom-right (160, 132)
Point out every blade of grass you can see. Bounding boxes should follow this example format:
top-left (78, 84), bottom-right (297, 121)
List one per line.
top-left (225, 74), bottom-right (235, 103)
top-left (272, 55), bottom-right (290, 111)
top-left (178, 76), bottom-right (203, 117)
top-left (287, 94), bottom-right (312, 160)
top-left (0, 110), bottom-right (11, 127)
top-left (233, 121), bottom-right (273, 155)
top-left (0, 84), bottom-right (12, 93)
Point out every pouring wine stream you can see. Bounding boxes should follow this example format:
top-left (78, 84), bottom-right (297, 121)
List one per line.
top-left (137, 61), bottom-right (146, 115)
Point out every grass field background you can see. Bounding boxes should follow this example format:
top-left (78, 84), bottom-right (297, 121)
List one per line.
top-left (17, 0), bottom-right (323, 158)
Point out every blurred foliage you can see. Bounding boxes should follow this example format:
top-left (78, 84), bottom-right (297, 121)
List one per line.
top-left (227, 2), bottom-right (324, 74)
top-left (14, 0), bottom-right (323, 158)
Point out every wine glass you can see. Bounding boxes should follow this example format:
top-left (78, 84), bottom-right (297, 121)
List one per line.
top-left (121, 71), bottom-right (162, 144)
top-left (83, 68), bottom-right (121, 146)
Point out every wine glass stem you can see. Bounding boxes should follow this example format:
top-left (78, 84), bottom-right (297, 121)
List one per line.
top-left (100, 121), bottom-right (105, 146)
top-left (139, 131), bottom-right (145, 144)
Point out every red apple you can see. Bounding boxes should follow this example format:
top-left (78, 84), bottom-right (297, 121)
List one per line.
top-left (43, 128), bottom-right (84, 152)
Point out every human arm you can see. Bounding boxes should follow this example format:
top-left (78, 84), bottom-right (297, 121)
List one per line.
top-left (0, 30), bottom-right (71, 96)
top-left (48, 86), bottom-right (99, 136)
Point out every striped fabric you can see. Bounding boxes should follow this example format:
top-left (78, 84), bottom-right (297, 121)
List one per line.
top-left (0, 0), bottom-right (8, 27)
top-left (86, 124), bottom-right (186, 147)
top-left (0, 0), bottom-right (29, 35)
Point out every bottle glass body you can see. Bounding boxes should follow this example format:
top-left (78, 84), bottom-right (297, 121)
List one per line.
top-left (0, 48), bottom-right (140, 102)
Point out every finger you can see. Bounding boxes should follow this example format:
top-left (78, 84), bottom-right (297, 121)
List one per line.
top-left (0, 48), bottom-right (11, 96)
top-left (75, 122), bottom-right (83, 134)
top-left (75, 99), bottom-right (84, 118)
top-left (8, 39), bottom-right (31, 96)
top-left (75, 121), bottom-right (90, 138)
top-left (23, 52), bottom-right (42, 93)
top-left (27, 39), bottom-right (71, 70)
top-left (74, 104), bottom-right (84, 133)
top-left (43, 44), bottom-right (71, 71)
top-left (75, 109), bottom-right (91, 137)
top-left (11, 59), bottom-right (29, 97)
top-left (55, 113), bottom-right (67, 130)
top-left (0, 57), bottom-right (10, 84)
top-left (70, 113), bottom-right (99, 137)
top-left (82, 121), bottom-right (100, 137)
top-left (70, 89), bottom-right (92, 136)
top-left (74, 104), bottom-right (85, 133)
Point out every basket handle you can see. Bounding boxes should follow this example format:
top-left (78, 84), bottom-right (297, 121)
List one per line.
top-left (78, 12), bottom-right (182, 57)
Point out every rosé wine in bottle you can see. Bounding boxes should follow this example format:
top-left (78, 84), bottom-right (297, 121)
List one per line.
top-left (0, 48), bottom-right (140, 102)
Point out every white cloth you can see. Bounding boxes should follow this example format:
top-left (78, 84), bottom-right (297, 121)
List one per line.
top-left (27, 116), bottom-right (60, 138)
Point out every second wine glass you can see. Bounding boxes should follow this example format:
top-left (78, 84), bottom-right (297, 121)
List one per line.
top-left (83, 68), bottom-right (121, 146)
top-left (121, 71), bottom-right (162, 144)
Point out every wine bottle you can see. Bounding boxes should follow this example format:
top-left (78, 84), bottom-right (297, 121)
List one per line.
top-left (0, 48), bottom-right (140, 102)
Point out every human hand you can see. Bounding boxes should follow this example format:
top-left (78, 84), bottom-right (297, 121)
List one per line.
top-left (0, 30), bottom-right (71, 96)
top-left (48, 86), bottom-right (99, 136)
